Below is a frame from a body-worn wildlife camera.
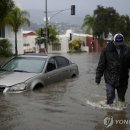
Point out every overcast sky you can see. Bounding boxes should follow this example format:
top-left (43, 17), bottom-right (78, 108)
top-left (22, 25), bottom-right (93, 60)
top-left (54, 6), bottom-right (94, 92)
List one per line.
top-left (15, 0), bottom-right (130, 25)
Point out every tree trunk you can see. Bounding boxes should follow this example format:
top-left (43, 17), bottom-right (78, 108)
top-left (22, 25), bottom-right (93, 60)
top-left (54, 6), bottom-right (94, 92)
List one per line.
top-left (15, 32), bottom-right (18, 56)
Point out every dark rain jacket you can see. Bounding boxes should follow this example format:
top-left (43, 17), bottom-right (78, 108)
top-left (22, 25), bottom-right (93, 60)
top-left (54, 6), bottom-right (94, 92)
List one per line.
top-left (95, 41), bottom-right (130, 88)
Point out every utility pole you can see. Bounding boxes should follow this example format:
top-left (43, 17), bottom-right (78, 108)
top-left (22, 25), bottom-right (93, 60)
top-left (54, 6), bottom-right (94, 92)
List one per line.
top-left (44, 3), bottom-right (75, 53)
top-left (45, 0), bottom-right (48, 52)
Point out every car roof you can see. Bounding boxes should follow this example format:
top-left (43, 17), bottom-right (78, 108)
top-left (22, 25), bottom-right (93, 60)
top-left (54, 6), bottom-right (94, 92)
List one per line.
top-left (17, 53), bottom-right (69, 60)
top-left (18, 53), bottom-right (49, 58)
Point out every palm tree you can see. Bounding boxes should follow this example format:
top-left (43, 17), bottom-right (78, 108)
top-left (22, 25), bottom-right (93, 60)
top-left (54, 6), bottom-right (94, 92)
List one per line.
top-left (0, 0), bottom-right (14, 26)
top-left (35, 25), bottom-right (59, 52)
top-left (82, 15), bottom-right (94, 34)
top-left (48, 25), bottom-right (59, 44)
top-left (5, 7), bottom-right (30, 55)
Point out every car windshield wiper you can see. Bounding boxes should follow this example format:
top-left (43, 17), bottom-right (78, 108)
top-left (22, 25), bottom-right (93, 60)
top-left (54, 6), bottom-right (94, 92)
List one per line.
top-left (13, 70), bottom-right (31, 73)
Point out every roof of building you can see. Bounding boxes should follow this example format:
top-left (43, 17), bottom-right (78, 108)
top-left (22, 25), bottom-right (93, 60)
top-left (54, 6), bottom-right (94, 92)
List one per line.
top-left (23, 31), bottom-right (37, 37)
top-left (73, 33), bottom-right (93, 37)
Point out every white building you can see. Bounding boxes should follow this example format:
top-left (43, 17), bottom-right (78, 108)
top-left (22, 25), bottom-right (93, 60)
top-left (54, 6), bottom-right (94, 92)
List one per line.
top-left (48, 34), bottom-right (69, 53)
top-left (48, 30), bottom-right (70, 53)
top-left (72, 33), bottom-right (91, 52)
top-left (23, 31), bottom-right (37, 53)
top-left (48, 30), bottom-right (90, 53)
top-left (0, 25), bottom-right (23, 54)
top-left (0, 1), bottom-right (24, 55)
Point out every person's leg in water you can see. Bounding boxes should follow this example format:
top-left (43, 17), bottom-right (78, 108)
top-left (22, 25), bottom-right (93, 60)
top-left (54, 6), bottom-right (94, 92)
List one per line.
top-left (117, 85), bottom-right (128, 108)
top-left (106, 84), bottom-right (116, 105)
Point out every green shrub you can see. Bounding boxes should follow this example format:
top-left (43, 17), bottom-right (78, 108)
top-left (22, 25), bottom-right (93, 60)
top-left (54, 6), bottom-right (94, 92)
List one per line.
top-left (0, 39), bottom-right (13, 57)
top-left (70, 39), bottom-right (81, 51)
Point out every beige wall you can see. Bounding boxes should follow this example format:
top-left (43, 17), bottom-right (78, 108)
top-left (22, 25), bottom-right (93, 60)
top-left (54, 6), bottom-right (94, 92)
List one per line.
top-left (5, 26), bottom-right (24, 54)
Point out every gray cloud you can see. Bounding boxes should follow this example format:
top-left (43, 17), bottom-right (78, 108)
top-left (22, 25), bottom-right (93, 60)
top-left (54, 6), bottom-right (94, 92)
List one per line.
top-left (16, 0), bottom-right (130, 25)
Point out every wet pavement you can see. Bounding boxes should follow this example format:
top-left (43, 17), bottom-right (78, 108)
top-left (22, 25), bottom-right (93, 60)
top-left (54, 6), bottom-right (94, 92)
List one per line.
top-left (0, 53), bottom-right (130, 130)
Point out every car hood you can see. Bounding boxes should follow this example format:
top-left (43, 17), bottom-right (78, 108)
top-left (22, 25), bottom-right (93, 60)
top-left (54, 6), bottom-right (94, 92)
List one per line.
top-left (0, 71), bottom-right (38, 86)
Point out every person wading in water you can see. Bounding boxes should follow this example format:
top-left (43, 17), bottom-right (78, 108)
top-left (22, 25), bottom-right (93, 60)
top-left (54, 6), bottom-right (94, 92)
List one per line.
top-left (95, 33), bottom-right (130, 108)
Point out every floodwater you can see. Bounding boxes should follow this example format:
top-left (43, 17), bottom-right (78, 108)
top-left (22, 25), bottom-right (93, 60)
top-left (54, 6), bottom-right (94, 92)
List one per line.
top-left (0, 53), bottom-right (130, 130)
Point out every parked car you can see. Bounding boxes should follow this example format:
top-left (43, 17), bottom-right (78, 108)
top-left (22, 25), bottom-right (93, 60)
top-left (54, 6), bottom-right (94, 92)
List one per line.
top-left (0, 54), bottom-right (79, 93)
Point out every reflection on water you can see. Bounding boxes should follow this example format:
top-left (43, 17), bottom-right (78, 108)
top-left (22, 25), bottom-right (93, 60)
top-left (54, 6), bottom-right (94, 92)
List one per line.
top-left (0, 53), bottom-right (130, 130)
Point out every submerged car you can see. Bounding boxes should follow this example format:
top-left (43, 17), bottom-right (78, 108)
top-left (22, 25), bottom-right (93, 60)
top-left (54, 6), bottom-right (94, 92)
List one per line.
top-left (0, 54), bottom-right (79, 93)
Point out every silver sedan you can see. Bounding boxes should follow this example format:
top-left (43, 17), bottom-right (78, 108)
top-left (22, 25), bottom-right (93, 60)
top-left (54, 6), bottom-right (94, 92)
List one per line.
top-left (0, 54), bottom-right (79, 93)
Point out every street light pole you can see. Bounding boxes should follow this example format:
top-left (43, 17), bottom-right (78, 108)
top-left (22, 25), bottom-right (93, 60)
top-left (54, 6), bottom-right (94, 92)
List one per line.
top-left (45, 0), bottom-right (48, 52)
top-left (44, 3), bottom-right (75, 53)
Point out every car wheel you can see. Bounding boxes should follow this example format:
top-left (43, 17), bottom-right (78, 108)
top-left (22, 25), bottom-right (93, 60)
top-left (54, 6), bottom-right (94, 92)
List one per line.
top-left (72, 74), bottom-right (76, 78)
top-left (33, 83), bottom-right (44, 90)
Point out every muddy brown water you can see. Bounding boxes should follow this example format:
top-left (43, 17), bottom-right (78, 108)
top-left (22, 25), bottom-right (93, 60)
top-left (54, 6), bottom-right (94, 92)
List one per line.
top-left (0, 53), bottom-right (130, 130)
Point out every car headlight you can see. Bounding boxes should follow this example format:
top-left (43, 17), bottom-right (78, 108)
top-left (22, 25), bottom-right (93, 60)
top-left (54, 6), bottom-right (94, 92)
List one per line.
top-left (4, 83), bottom-right (27, 93)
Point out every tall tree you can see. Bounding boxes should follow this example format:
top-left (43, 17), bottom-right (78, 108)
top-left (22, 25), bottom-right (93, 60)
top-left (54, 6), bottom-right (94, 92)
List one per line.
top-left (82, 15), bottom-right (94, 34)
top-left (93, 5), bottom-right (119, 39)
top-left (93, 6), bottom-right (130, 42)
top-left (0, 0), bottom-right (14, 26)
top-left (82, 5), bottom-right (130, 43)
top-left (114, 15), bottom-right (130, 42)
top-left (5, 7), bottom-right (30, 55)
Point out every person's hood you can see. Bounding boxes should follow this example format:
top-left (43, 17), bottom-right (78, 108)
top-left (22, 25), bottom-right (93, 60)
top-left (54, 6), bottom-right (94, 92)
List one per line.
top-left (0, 71), bottom-right (38, 86)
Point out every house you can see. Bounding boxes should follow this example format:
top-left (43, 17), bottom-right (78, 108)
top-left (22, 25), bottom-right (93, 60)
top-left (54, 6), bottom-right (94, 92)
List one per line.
top-left (48, 31), bottom-right (69, 53)
top-left (0, 26), bottom-right (23, 54)
top-left (23, 31), bottom-right (37, 53)
top-left (47, 29), bottom-right (113, 53)
top-left (48, 30), bottom-right (94, 53)
top-left (0, 1), bottom-right (25, 55)
top-left (72, 33), bottom-right (92, 52)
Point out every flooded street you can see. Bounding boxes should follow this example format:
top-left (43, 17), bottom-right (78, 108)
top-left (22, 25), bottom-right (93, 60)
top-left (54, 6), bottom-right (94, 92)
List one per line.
top-left (0, 53), bottom-right (130, 130)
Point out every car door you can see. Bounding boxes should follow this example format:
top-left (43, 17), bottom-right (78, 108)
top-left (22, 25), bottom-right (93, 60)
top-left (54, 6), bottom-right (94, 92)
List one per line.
top-left (54, 56), bottom-right (71, 80)
top-left (43, 57), bottom-right (61, 86)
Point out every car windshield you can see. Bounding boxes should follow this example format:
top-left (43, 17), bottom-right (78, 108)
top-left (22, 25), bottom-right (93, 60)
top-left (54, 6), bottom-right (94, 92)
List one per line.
top-left (1, 57), bottom-right (46, 73)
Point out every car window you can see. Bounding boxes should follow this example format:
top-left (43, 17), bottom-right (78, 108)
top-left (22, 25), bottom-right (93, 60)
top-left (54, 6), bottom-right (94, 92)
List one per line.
top-left (2, 57), bottom-right (46, 73)
top-left (55, 56), bottom-right (70, 68)
top-left (46, 58), bottom-right (57, 72)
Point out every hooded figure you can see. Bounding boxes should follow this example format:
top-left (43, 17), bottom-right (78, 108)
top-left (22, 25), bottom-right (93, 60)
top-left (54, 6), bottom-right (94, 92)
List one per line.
top-left (95, 33), bottom-right (130, 107)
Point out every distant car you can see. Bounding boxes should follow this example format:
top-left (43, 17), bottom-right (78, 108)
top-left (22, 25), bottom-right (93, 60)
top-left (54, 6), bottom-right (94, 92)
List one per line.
top-left (0, 54), bottom-right (79, 93)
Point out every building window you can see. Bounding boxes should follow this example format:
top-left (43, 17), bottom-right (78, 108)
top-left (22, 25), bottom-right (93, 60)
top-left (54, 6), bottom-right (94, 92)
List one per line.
top-left (24, 43), bottom-right (30, 47)
top-left (52, 43), bottom-right (61, 51)
top-left (0, 27), bottom-right (5, 38)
